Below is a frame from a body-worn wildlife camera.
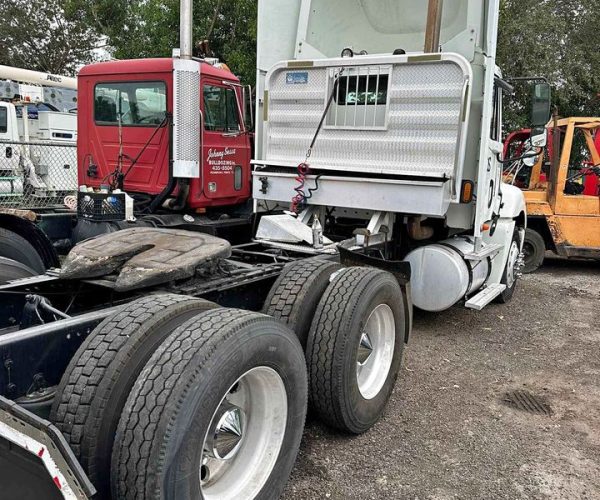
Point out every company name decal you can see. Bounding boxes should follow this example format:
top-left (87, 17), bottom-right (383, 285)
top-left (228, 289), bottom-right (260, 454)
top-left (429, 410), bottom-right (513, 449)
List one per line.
top-left (45, 74), bottom-right (62, 83)
top-left (207, 148), bottom-right (236, 161)
top-left (207, 148), bottom-right (237, 173)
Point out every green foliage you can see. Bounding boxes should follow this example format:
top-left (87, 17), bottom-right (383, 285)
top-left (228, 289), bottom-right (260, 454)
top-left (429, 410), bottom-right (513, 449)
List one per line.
top-left (497, 0), bottom-right (600, 132)
top-left (66, 0), bottom-right (258, 85)
top-left (2, 0), bottom-right (598, 123)
top-left (0, 0), bottom-right (97, 75)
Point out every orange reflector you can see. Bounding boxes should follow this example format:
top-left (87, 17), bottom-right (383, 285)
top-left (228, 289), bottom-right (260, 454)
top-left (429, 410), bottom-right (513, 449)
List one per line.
top-left (195, 208), bottom-right (207, 214)
top-left (481, 223), bottom-right (491, 231)
top-left (460, 180), bottom-right (474, 203)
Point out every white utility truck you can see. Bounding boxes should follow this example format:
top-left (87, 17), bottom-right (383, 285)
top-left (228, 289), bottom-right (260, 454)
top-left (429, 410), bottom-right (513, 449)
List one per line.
top-left (254, 0), bottom-right (551, 311)
top-left (0, 1), bottom-right (551, 499)
top-left (0, 65), bottom-right (78, 206)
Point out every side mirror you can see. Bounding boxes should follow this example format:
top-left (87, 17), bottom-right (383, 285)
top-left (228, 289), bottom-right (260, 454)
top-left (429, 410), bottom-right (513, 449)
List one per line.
top-left (530, 82), bottom-right (551, 128)
top-left (244, 85), bottom-right (254, 131)
top-left (529, 82), bottom-right (551, 148)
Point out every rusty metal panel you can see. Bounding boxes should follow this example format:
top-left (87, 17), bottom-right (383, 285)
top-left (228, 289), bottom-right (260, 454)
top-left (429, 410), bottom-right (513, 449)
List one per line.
top-left (549, 215), bottom-right (600, 249)
top-left (554, 195), bottom-right (600, 217)
top-left (525, 200), bottom-right (553, 216)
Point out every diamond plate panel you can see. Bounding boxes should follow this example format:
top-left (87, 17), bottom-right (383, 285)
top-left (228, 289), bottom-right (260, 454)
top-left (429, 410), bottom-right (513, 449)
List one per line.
top-left (265, 60), bottom-right (467, 178)
top-left (173, 59), bottom-right (200, 177)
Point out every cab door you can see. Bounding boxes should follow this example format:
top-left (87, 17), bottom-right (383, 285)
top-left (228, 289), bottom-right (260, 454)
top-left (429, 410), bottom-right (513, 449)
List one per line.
top-left (551, 122), bottom-right (600, 251)
top-left (199, 80), bottom-right (251, 205)
top-left (0, 103), bottom-right (20, 179)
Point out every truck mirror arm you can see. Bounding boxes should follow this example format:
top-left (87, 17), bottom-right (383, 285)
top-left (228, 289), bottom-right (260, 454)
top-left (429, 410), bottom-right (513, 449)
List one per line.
top-left (496, 147), bottom-right (543, 165)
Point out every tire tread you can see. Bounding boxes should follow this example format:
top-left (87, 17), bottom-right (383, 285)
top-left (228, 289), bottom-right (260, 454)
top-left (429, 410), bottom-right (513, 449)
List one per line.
top-left (263, 259), bottom-right (340, 345)
top-left (307, 267), bottom-right (376, 430)
top-left (114, 308), bottom-right (270, 499)
top-left (50, 293), bottom-right (211, 486)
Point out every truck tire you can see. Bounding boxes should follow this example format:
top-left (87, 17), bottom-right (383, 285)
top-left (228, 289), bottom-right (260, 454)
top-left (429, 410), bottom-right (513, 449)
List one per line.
top-left (262, 258), bottom-right (341, 347)
top-left (522, 228), bottom-right (545, 273)
top-left (112, 308), bottom-right (307, 500)
top-left (497, 231), bottom-right (521, 303)
top-left (0, 227), bottom-right (45, 274)
top-left (50, 294), bottom-right (217, 498)
top-left (0, 257), bottom-right (37, 284)
top-left (306, 267), bottom-right (405, 434)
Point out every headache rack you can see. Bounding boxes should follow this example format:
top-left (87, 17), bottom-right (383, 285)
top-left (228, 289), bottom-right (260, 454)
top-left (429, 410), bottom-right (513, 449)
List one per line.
top-left (253, 52), bottom-right (472, 217)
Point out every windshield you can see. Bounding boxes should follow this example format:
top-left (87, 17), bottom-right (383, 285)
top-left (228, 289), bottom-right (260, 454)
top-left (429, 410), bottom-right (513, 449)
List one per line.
top-left (94, 81), bottom-right (167, 126)
top-left (15, 102), bottom-right (59, 119)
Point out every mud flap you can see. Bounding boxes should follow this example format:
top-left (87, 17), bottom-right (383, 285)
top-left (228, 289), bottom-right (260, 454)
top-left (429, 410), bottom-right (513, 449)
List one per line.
top-left (0, 396), bottom-right (96, 499)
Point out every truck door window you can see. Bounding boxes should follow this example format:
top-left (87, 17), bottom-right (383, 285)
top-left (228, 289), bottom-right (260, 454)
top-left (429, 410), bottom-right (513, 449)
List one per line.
top-left (490, 85), bottom-right (501, 141)
top-left (94, 82), bottom-right (166, 126)
top-left (203, 85), bottom-right (241, 133)
top-left (0, 107), bottom-right (7, 133)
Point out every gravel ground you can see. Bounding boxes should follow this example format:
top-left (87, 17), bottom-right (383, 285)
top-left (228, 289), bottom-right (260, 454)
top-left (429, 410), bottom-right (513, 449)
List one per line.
top-left (285, 259), bottom-right (600, 500)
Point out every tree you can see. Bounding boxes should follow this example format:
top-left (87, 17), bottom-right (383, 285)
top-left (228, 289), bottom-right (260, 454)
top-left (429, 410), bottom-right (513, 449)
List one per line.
top-left (497, 0), bottom-right (600, 131)
top-left (0, 0), bottom-right (98, 75)
top-left (66, 0), bottom-right (258, 84)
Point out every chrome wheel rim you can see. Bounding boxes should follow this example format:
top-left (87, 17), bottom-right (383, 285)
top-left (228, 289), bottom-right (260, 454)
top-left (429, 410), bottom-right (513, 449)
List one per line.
top-left (200, 366), bottom-right (288, 500)
top-left (506, 240), bottom-right (520, 287)
top-left (356, 304), bottom-right (395, 400)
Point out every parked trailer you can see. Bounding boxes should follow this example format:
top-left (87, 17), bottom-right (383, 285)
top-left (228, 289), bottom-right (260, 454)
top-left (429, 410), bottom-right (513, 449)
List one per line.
top-left (0, 0), bottom-right (550, 499)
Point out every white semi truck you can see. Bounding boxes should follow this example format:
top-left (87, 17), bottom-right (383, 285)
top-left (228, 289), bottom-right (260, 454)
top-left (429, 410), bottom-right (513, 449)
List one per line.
top-left (0, 65), bottom-right (78, 206)
top-left (0, 1), bottom-right (550, 499)
top-left (253, 0), bottom-right (550, 312)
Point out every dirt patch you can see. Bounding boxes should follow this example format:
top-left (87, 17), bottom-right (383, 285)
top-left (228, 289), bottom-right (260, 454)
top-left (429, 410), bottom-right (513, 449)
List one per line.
top-left (285, 259), bottom-right (600, 499)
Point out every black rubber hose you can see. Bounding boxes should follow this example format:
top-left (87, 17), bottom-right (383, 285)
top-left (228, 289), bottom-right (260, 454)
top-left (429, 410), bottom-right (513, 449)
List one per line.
top-left (168, 179), bottom-right (190, 211)
top-left (148, 113), bottom-right (176, 213)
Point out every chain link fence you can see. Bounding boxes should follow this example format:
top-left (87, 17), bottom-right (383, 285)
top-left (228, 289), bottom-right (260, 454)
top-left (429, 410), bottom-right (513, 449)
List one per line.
top-left (0, 140), bottom-right (78, 209)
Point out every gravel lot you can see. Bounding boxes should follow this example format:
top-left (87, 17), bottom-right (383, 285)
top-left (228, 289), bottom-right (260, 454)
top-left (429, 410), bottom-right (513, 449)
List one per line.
top-left (285, 259), bottom-right (600, 500)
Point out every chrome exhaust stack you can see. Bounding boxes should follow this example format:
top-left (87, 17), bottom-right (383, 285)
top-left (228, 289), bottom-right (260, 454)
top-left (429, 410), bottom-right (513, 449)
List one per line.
top-left (180, 0), bottom-right (193, 60)
top-left (172, 0), bottom-right (201, 179)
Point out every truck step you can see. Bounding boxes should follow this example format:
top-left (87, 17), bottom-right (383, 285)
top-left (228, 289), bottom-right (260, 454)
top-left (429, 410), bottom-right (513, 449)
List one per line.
top-left (465, 283), bottom-right (507, 310)
top-left (463, 243), bottom-right (503, 261)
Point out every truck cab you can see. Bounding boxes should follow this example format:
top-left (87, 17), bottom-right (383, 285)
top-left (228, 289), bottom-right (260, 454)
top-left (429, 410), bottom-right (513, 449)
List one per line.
top-left (0, 102), bottom-right (19, 174)
top-left (77, 58), bottom-right (252, 210)
top-left (253, 0), bottom-right (551, 311)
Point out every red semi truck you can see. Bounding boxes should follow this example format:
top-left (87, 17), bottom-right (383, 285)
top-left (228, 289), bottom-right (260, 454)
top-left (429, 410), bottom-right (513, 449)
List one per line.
top-left (0, 57), bottom-right (255, 281)
top-left (77, 58), bottom-right (252, 210)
